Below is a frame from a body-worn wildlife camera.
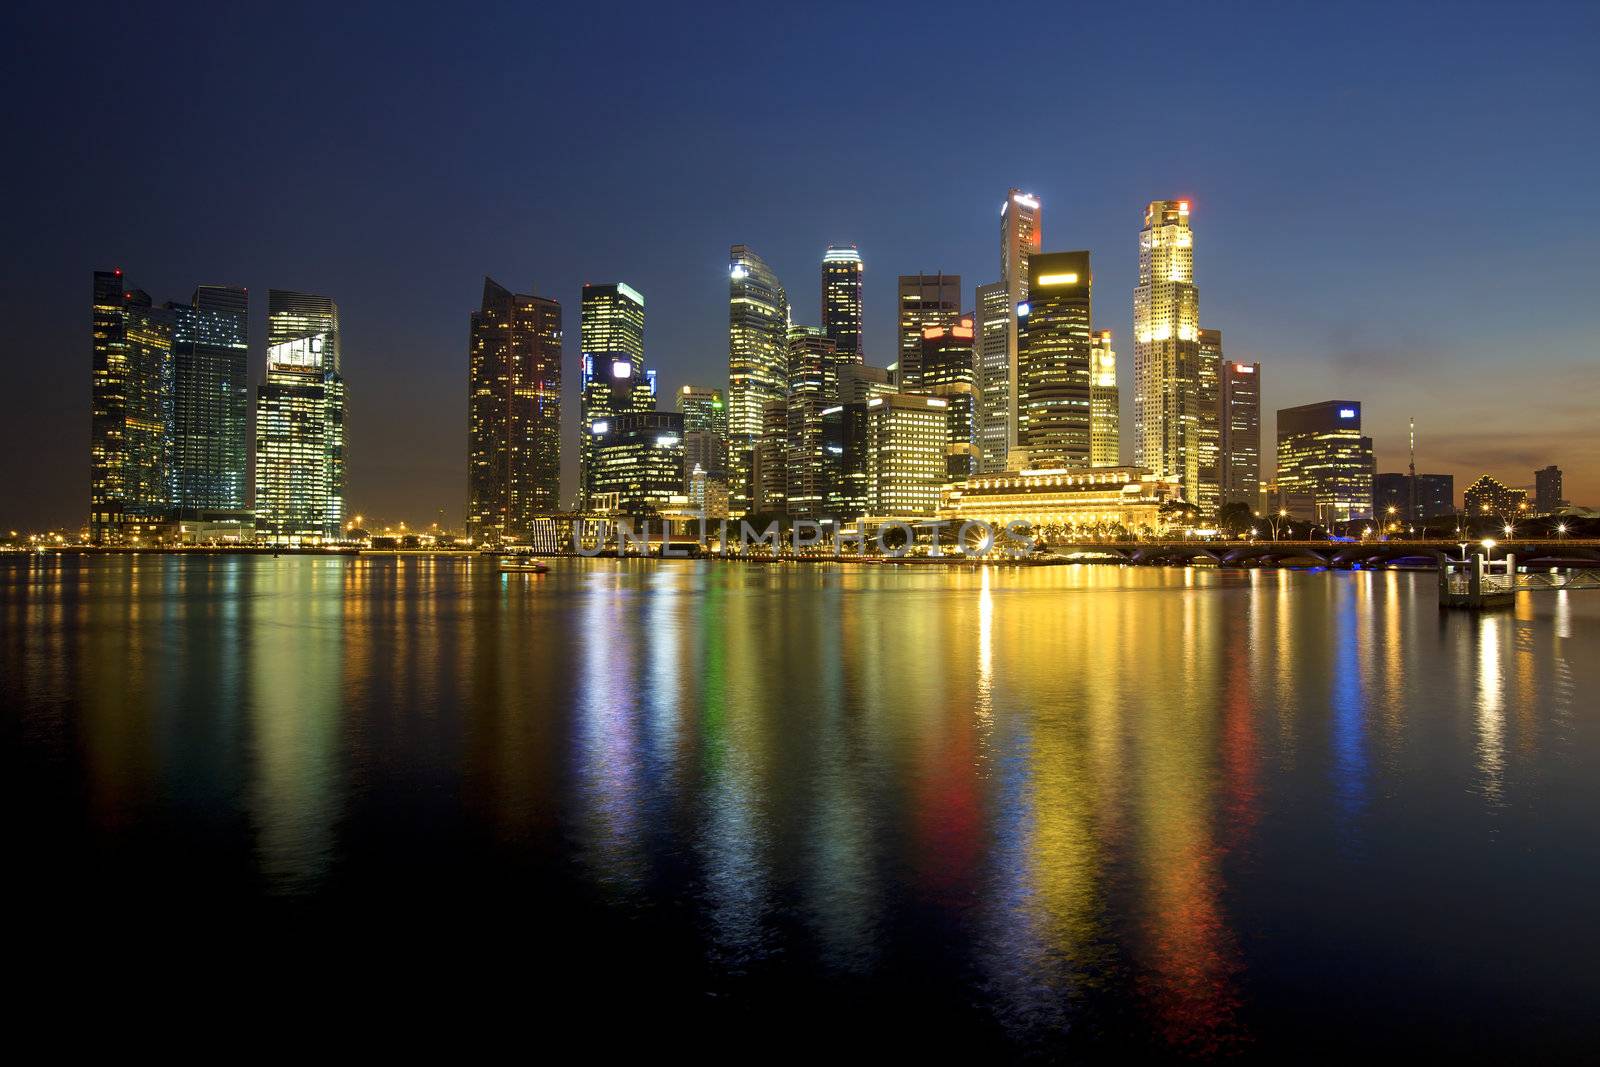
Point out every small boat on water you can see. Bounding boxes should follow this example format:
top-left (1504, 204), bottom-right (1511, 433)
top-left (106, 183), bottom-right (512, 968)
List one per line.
top-left (498, 559), bottom-right (550, 574)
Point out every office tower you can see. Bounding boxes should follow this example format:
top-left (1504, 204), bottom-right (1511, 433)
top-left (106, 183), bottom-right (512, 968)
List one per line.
top-left (920, 315), bottom-right (981, 480)
top-left (255, 290), bottom-right (346, 541)
top-left (1016, 251), bottom-right (1092, 468)
top-left (1195, 328), bottom-right (1223, 514)
top-left (689, 465), bottom-right (730, 519)
top-left (590, 411), bottom-right (685, 516)
top-left (1464, 475), bottom-right (1528, 518)
top-left (838, 363), bottom-right (895, 405)
top-left (822, 402), bottom-right (869, 521)
top-left (1133, 199), bottom-right (1203, 503)
top-left (1376, 471), bottom-right (1454, 523)
top-left (821, 246), bottom-right (864, 366)
top-left (728, 245), bottom-right (789, 515)
top-left (677, 385), bottom-right (728, 493)
top-left (466, 278), bottom-right (561, 544)
top-left (786, 327), bottom-right (835, 519)
top-left (579, 283), bottom-right (647, 509)
top-left (170, 286), bottom-right (249, 513)
top-left (1374, 473), bottom-right (1409, 520)
top-left (975, 280), bottom-right (1010, 471)
top-left (753, 399), bottom-right (790, 515)
top-left (897, 273), bottom-right (961, 389)
top-left (1275, 401), bottom-right (1374, 523)
top-left (1535, 465), bottom-right (1564, 514)
top-left (1218, 358), bottom-right (1260, 505)
top-left (1415, 474), bottom-right (1454, 519)
top-left (90, 271), bottom-right (174, 541)
top-left (1002, 189), bottom-right (1042, 460)
top-left (1090, 330), bottom-right (1120, 467)
top-left (866, 393), bottom-right (947, 517)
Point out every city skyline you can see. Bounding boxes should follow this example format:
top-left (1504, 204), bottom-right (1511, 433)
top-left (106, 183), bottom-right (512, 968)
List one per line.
top-left (4, 3), bottom-right (1597, 530)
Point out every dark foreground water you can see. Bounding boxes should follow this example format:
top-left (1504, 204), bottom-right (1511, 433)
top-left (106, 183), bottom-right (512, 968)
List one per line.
top-left (4, 555), bottom-right (1597, 1057)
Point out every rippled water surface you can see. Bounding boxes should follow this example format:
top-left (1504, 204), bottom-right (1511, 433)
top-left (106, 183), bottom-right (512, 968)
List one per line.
top-left (5, 555), bottom-right (1597, 1056)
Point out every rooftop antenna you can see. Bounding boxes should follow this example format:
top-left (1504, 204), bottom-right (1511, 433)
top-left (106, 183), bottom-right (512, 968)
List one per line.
top-left (1408, 418), bottom-right (1418, 522)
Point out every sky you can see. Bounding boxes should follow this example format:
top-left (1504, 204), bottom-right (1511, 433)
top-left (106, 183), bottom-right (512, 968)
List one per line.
top-left (2, 0), bottom-right (1596, 532)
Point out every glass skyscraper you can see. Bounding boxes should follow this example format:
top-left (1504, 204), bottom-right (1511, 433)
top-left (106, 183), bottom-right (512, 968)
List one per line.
top-left (90, 270), bottom-right (173, 541)
top-left (579, 282), bottom-right (647, 510)
top-left (821, 246), bottom-right (864, 369)
top-left (1275, 400), bottom-right (1374, 523)
top-left (171, 285), bottom-right (249, 512)
top-left (727, 245), bottom-right (789, 516)
top-left (896, 273), bottom-right (961, 390)
top-left (1001, 189), bottom-right (1042, 459)
top-left (1090, 329), bottom-right (1120, 467)
top-left (975, 280), bottom-right (1010, 473)
top-left (1017, 251), bottom-right (1092, 468)
top-left (467, 278), bottom-right (561, 543)
top-left (1219, 358), bottom-right (1261, 506)
top-left (920, 316), bottom-right (981, 481)
top-left (255, 290), bottom-right (345, 541)
top-left (1133, 199), bottom-right (1203, 505)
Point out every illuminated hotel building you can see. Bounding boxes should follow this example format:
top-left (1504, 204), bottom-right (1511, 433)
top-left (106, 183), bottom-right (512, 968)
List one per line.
top-left (1275, 400), bottom-right (1374, 523)
top-left (941, 466), bottom-right (1182, 537)
top-left (920, 316), bottom-right (981, 480)
top-left (256, 289), bottom-right (346, 541)
top-left (821, 246), bottom-right (864, 368)
top-left (866, 393), bottom-right (947, 517)
top-left (1090, 330), bottom-right (1119, 466)
top-left (1195, 328), bottom-right (1223, 514)
top-left (466, 278), bottom-right (561, 544)
top-left (1463, 474), bottom-right (1528, 518)
top-left (1016, 250), bottom-right (1092, 468)
top-left (1002, 189), bottom-right (1042, 458)
top-left (171, 286), bottom-right (249, 513)
top-left (1218, 357), bottom-right (1261, 506)
top-left (579, 282), bottom-right (648, 509)
top-left (975, 280), bottom-right (1010, 472)
top-left (786, 326), bottom-right (836, 518)
top-left (727, 245), bottom-right (789, 515)
top-left (1133, 199), bottom-right (1203, 504)
top-left (591, 411), bottom-right (685, 516)
top-left (896, 272), bottom-right (961, 389)
top-left (90, 271), bottom-right (173, 540)
top-left (677, 384), bottom-right (727, 492)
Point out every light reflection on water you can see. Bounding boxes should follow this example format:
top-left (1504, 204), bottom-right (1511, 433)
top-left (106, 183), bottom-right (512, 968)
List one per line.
top-left (4, 554), bottom-right (1599, 1055)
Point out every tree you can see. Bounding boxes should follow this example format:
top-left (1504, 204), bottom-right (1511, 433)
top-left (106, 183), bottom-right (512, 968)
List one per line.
top-left (1217, 501), bottom-right (1253, 536)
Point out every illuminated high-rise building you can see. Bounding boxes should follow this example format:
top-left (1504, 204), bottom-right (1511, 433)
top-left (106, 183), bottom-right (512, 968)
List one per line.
top-left (821, 246), bottom-right (864, 368)
top-left (90, 270), bottom-right (173, 540)
top-left (838, 363), bottom-right (895, 405)
top-left (579, 282), bottom-right (647, 509)
top-left (896, 273), bottom-right (961, 389)
top-left (975, 280), bottom-right (1010, 472)
top-left (1090, 330), bottom-right (1119, 467)
top-left (727, 245), bottom-right (789, 515)
top-left (1275, 400), bottom-right (1374, 523)
top-left (866, 393), bottom-right (947, 517)
top-left (677, 385), bottom-right (727, 493)
top-left (921, 316), bottom-right (981, 481)
top-left (591, 411), bottom-right (684, 516)
top-left (1133, 199), bottom-right (1203, 503)
top-left (753, 398), bottom-right (790, 516)
top-left (1218, 358), bottom-right (1261, 506)
top-left (466, 278), bottom-right (561, 544)
top-left (170, 285), bottom-right (249, 513)
top-left (1534, 465), bottom-right (1564, 514)
top-left (822, 402), bottom-right (869, 521)
top-left (1016, 251), bottom-right (1092, 468)
top-left (256, 289), bottom-right (346, 541)
top-left (1194, 328), bottom-right (1224, 514)
top-left (786, 326), bottom-right (835, 519)
top-left (1001, 189), bottom-right (1042, 457)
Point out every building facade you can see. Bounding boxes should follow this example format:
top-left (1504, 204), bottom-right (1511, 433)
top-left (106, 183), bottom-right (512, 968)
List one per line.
top-left (786, 326), bottom-right (836, 518)
top-left (1001, 189), bottom-right (1042, 460)
top-left (1133, 200), bottom-right (1204, 505)
top-left (1464, 475), bottom-right (1528, 519)
top-left (896, 273), bottom-right (961, 389)
top-left (1090, 330), bottom-right (1120, 467)
top-left (677, 384), bottom-right (727, 494)
top-left (466, 278), bottom-right (561, 544)
top-left (975, 280), bottom-right (1010, 472)
top-left (579, 283), bottom-right (647, 509)
top-left (1534, 465), bottom-right (1564, 514)
top-left (941, 466), bottom-right (1181, 539)
top-left (866, 393), bottom-right (947, 517)
top-left (821, 246), bottom-right (864, 365)
top-left (1195, 328), bottom-right (1223, 515)
top-left (1218, 358), bottom-right (1261, 506)
top-left (255, 290), bottom-right (345, 542)
top-left (728, 245), bottom-right (789, 516)
top-left (171, 285), bottom-right (249, 514)
top-left (1275, 400), bottom-right (1374, 523)
top-left (90, 271), bottom-right (173, 541)
top-left (591, 411), bottom-right (685, 516)
top-left (1016, 251), bottom-right (1092, 468)
top-left (920, 317), bottom-right (981, 481)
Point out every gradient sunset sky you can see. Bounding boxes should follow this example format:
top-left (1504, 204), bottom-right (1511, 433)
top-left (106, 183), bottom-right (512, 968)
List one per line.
top-left (2, 0), bottom-right (1595, 530)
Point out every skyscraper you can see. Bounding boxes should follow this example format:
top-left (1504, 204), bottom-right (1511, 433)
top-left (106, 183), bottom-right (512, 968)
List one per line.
top-left (1218, 358), bottom-right (1261, 506)
top-left (90, 270), bottom-right (173, 541)
top-left (170, 286), bottom-right (249, 513)
top-left (1090, 330), bottom-right (1120, 467)
top-left (1535, 465), bottom-right (1564, 514)
top-left (1195, 328), bottom-right (1223, 514)
top-left (677, 385), bottom-right (727, 494)
top-left (591, 411), bottom-right (684, 516)
top-left (821, 246), bottom-right (864, 367)
top-left (256, 290), bottom-right (346, 541)
top-left (920, 316), bottom-right (981, 480)
top-left (866, 393), bottom-right (947, 517)
top-left (1002, 189), bottom-right (1042, 458)
top-left (1275, 400), bottom-right (1374, 523)
top-left (974, 280), bottom-right (1010, 472)
top-left (786, 326), bottom-right (835, 519)
top-left (1133, 199), bottom-right (1203, 504)
top-left (1016, 251), bottom-right (1092, 468)
top-left (727, 245), bottom-right (789, 516)
top-left (579, 283), bottom-right (647, 509)
top-left (896, 273), bottom-right (961, 389)
top-left (466, 278), bottom-right (561, 544)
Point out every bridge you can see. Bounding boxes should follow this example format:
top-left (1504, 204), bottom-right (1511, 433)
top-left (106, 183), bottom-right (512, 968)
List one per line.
top-left (1047, 537), bottom-right (1600, 569)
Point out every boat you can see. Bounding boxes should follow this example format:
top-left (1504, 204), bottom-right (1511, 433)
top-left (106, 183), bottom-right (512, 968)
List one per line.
top-left (498, 559), bottom-right (550, 574)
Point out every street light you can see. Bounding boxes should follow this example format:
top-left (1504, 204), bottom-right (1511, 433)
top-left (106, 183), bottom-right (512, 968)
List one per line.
top-left (1557, 522), bottom-right (1568, 543)
top-left (1481, 537), bottom-right (1496, 560)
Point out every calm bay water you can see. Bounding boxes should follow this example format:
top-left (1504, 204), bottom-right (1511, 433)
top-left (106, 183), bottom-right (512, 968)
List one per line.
top-left (4, 554), bottom-right (1598, 1056)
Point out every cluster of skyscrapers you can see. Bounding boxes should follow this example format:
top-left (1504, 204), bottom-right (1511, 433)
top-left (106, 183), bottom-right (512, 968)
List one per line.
top-left (89, 271), bottom-right (345, 543)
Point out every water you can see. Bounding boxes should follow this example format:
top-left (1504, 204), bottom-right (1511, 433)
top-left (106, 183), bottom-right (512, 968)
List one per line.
top-left (4, 555), bottom-right (1597, 1056)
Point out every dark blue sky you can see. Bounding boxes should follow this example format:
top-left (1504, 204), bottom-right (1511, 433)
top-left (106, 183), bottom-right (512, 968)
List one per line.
top-left (3, 0), bottom-right (1596, 529)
